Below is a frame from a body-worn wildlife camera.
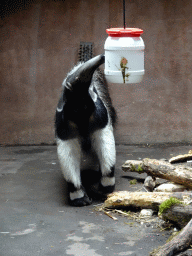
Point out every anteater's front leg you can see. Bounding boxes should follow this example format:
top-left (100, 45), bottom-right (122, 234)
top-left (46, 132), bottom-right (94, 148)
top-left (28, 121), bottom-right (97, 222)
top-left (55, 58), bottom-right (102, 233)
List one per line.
top-left (56, 137), bottom-right (92, 206)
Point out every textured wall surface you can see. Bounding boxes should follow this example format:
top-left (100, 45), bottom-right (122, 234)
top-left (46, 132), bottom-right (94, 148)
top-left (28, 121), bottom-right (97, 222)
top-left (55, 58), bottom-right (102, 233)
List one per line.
top-left (0, 0), bottom-right (192, 145)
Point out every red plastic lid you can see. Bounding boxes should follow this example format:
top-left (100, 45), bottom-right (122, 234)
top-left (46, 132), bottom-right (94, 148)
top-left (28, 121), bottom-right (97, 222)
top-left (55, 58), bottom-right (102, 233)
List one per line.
top-left (106, 28), bottom-right (143, 37)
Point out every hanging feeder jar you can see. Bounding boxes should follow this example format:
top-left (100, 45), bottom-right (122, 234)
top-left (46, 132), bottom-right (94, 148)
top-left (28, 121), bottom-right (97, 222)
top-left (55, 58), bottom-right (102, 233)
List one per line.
top-left (104, 28), bottom-right (145, 84)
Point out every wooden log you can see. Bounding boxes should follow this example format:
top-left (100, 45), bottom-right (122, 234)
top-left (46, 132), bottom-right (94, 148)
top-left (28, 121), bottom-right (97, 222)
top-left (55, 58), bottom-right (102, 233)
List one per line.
top-left (122, 160), bottom-right (143, 173)
top-left (169, 152), bottom-right (192, 164)
top-left (176, 250), bottom-right (192, 256)
top-left (162, 204), bottom-right (192, 229)
top-left (143, 158), bottom-right (192, 189)
top-left (122, 159), bottom-right (192, 189)
top-left (150, 218), bottom-right (192, 256)
top-left (103, 191), bottom-right (192, 210)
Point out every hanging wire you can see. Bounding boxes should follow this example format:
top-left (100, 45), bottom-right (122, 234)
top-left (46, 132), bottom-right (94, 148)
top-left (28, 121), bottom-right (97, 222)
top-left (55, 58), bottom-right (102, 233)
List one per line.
top-left (123, 0), bottom-right (126, 29)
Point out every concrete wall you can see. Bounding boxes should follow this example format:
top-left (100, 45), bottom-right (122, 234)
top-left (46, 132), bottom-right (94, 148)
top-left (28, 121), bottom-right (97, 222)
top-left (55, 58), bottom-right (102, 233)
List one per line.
top-left (0, 0), bottom-right (192, 145)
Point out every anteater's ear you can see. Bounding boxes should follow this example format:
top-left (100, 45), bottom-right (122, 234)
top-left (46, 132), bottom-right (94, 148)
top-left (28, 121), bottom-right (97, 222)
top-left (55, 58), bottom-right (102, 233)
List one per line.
top-left (66, 54), bottom-right (105, 89)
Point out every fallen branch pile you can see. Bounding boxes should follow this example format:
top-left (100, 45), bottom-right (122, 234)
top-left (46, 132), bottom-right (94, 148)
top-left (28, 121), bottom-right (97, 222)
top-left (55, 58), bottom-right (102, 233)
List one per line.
top-left (122, 158), bottom-right (192, 189)
top-left (104, 191), bottom-right (192, 228)
top-left (104, 191), bottom-right (192, 210)
top-left (103, 152), bottom-right (192, 256)
top-left (150, 218), bottom-right (192, 256)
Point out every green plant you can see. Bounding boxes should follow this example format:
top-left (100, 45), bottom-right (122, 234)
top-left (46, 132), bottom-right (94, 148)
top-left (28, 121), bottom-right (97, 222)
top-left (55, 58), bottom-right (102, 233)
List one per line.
top-left (137, 164), bottom-right (143, 173)
top-left (130, 179), bottom-right (137, 185)
top-left (159, 197), bottom-right (182, 215)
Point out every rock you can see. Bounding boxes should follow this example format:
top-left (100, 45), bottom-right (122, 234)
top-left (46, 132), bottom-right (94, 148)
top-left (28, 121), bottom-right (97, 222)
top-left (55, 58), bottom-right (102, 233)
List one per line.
top-left (144, 176), bottom-right (156, 192)
top-left (139, 209), bottom-right (154, 217)
top-left (154, 183), bottom-right (187, 192)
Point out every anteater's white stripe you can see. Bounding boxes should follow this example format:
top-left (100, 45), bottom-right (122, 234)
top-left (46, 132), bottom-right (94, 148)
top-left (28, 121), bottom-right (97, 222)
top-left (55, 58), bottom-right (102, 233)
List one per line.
top-left (101, 177), bottom-right (115, 187)
top-left (70, 189), bottom-right (84, 201)
top-left (57, 137), bottom-right (81, 188)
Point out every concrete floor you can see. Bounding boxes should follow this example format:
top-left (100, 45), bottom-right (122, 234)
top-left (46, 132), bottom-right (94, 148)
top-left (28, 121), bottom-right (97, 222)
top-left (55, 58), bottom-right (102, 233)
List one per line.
top-left (0, 144), bottom-right (192, 256)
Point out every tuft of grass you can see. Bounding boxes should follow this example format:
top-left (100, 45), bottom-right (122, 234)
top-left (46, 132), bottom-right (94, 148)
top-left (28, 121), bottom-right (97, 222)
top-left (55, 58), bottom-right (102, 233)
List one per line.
top-left (131, 165), bottom-right (137, 172)
top-left (130, 164), bottom-right (143, 173)
top-left (137, 164), bottom-right (144, 173)
top-left (159, 197), bottom-right (182, 215)
top-left (125, 222), bottom-right (134, 226)
top-left (130, 179), bottom-right (137, 185)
